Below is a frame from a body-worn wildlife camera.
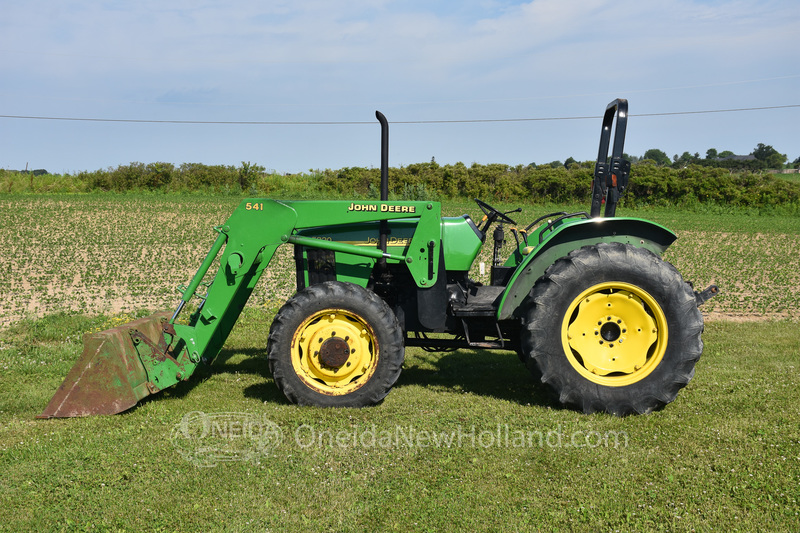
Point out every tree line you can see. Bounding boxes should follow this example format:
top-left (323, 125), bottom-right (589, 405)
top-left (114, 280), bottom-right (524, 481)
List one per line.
top-left (2, 159), bottom-right (799, 211)
top-left (633, 143), bottom-right (793, 171)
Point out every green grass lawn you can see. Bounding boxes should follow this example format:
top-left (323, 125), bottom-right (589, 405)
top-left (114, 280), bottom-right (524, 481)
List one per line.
top-left (1, 310), bottom-right (798, 532)
top-left (775, 172), bottom-right (800, 184)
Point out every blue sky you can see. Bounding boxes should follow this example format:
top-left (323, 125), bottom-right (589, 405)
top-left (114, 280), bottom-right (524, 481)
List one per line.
top-left (1, 0), bottom-right (798, 174)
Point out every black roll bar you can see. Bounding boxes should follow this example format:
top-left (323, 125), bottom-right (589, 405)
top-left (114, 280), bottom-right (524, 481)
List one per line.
top-left (590, 99), bottom-right (630, 218)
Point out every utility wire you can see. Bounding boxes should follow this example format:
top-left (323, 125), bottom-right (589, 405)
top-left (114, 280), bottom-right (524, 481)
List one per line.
top-left (0, 104), bottom-right (798, 125)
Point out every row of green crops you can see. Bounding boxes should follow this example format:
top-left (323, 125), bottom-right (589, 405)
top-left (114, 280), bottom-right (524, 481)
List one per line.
top-left (1, 194), bottom-right (798, 328)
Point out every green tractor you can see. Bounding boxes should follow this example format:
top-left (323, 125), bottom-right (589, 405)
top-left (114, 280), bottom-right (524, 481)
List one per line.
top-left (39, 99), bottom-right (717, 419)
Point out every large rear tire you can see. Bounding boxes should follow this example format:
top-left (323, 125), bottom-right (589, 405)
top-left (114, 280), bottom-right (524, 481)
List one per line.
top-left (267, 281), bottom-right (404, 407)
top-left (520, 242), bottom-right (703, 415)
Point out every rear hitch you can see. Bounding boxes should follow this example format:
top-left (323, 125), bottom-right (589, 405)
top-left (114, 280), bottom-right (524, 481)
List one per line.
top-left (694, 284), bottom-right (720, 307)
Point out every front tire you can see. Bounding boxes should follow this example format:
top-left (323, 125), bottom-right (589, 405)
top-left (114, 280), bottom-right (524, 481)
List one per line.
top-left (267, 281), bottom-right (404, 407)
top-left (521, 242), bottom-right (703, 415)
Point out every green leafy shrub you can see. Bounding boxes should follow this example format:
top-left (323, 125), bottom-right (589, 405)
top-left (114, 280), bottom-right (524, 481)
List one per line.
top-left (7, 160), bottom-right (800, 211)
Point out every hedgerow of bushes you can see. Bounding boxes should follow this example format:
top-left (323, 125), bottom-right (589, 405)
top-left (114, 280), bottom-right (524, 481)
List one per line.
top-left (2, 160), bottom-right (799, 210)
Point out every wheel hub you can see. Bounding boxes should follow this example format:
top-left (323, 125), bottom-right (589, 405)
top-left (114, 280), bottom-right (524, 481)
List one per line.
top-left (291, 309), bottom-right (378, 394)
top-left (599, 320), bottom-right (622, 342)
top-left (318, 337), bottom-right (351, 368)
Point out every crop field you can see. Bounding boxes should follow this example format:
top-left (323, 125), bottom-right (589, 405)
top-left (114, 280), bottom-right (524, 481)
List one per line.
top-left (1, 194), bottom-right (799, 531)
top-left (1, 195), bottom-right (799, 326)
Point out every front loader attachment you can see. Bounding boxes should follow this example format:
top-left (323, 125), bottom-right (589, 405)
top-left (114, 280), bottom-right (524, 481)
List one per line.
top-left (37, 190), bottom-right (440, 418)
top-left (38, 224), bottom-right (235, 419)
top-left (38, 312), bottom-right (173, 418)
top-left (36, 108), bottom-right (446, 419)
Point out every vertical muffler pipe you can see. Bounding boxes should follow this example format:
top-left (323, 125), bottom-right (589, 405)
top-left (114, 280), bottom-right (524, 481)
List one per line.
top-left (376, 111), bottom-right (389, 265)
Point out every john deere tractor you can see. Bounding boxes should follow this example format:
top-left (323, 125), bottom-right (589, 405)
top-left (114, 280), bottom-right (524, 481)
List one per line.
top-left (39, 99), bottom-right (717, 419)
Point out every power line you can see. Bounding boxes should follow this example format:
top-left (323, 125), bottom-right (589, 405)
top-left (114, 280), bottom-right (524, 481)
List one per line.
top-left (633, 105), bottom-right (800, 118)
top-left (0, 104), bottom-right (798, 125)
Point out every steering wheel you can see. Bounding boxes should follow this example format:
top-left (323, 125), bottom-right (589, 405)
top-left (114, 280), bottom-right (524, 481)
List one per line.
top-left (475, 198), bottom-right (517, 232)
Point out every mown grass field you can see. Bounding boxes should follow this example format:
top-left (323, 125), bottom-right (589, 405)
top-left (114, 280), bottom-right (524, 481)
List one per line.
top-left (1, 194), bottom-right (799, 532)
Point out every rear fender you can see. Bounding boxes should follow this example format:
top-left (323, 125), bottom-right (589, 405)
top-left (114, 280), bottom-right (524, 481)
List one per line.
top-left (497, 218), bottom-right (676, 320)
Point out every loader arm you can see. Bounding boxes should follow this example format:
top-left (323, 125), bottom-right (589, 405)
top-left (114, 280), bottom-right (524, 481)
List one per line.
top-left (173, 199), bottom-right (442, 370)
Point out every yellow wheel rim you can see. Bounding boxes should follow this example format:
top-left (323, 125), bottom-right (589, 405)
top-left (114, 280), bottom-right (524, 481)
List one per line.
top-left (290, 309), bottom-right (379, 395)
top-left (561, 282), bottom-right (668, 387)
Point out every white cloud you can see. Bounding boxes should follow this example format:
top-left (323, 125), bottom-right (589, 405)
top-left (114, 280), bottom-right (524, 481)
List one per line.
top-left (1, 0), bottom-right (797, 171)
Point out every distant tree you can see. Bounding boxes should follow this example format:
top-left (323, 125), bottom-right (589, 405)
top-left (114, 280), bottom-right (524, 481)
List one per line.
top-left (564, 156), bottom-right (578, 168)
top-left (705, 148), bottom-right (718, 160)
top-left (672, 151), bottom-right (699, 168)
top-left (238, 161), bottom-right (265, 190)
top-left (547, 160), bottom-right (563, 169)
top-left (752, 143), bottom-right (787, 168)
top-left (793, 157), bottom-right (800, 169)
top-left (642, 148), bottom-right (671, 166)
top-left (752, 143), bottom-right (776, 160)
top-left (718, 150), bottom-right (734, 159)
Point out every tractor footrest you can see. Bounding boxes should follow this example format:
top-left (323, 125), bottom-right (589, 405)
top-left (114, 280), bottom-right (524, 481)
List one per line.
top-left (450, 285), bottom-right (504, 317)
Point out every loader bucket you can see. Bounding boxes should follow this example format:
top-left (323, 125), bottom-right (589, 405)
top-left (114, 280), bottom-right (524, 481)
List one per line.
top-left (38, 312), bottom-right (172, 418)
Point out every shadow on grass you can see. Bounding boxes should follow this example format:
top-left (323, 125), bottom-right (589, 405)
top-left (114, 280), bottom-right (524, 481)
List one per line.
top-left (231, 346), bottom-right (560, 409)
top-left (148, 347), bottom-right (288, 408)
top-left (27, 312), bottom-right (556, 416)
top-left (397, 348), bottom-right (558, 408)
top-left (36, 340), bottom-right (557, 417)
